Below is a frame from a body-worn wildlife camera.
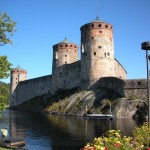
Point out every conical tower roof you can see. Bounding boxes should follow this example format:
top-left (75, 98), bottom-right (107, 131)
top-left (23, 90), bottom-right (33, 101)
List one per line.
top-left (59, 38), bottom-right (71, 44)
top-left (53, 38), bottom-right (78, 48)
top-left (14, 65), bottom-right (26, 71)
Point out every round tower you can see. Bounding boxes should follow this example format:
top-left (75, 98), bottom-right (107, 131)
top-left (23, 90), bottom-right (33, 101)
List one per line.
top-left (10, 65), bottom-right (27, 106)
top-left (52, 38), bottom-right (79, 74)
top-left (80, 18), bottom-right (115, 89)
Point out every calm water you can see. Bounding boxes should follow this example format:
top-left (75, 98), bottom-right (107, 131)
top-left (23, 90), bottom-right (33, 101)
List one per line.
top-left (0, 110), bottom-right (143, 150)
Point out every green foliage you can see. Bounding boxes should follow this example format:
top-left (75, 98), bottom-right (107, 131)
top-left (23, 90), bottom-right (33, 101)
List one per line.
top-left (133, 122), bottom-right (150, 149)
top-left (82, 123), bottom-right (150, 150)
top-left (0, 13), bottom-right (16, 79)
top-left (0, 13), bottom-right (16, 46)
top-left (0, 82), bottom-right (10, 110)
top-left (0, 56), bottom-right (12, 79)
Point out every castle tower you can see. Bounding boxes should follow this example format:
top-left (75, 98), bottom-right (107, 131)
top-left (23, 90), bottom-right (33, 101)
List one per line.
top-left (52, 38), bottom-right (79, 75)
top-left (10, 65), bottom-right (27, 106)
top-left (80, 18), bottom-right (115, 89)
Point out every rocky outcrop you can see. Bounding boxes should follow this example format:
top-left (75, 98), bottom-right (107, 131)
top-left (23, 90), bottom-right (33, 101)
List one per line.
top-left (11, 88), bottom-right (148, 119)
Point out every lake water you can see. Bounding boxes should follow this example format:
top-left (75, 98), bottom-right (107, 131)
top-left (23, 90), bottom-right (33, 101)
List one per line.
top-left (0, 110), bottom-right (143, 150)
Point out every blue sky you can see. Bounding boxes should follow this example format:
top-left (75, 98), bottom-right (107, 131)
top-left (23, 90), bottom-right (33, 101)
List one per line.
top-left (0, 0), bottom-right (150, 83)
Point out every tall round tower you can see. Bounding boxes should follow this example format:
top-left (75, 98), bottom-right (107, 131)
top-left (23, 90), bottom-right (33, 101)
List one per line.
top-left (52, 38), bottom-right (79, 75)
top-left (80, 18), bottom-right (115, 89)
top-left (10, 65), bottom-right (27, 106)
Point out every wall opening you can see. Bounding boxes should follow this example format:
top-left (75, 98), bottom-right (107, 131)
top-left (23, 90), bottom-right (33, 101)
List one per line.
top-left (137, 82), bottom-right (142, 85)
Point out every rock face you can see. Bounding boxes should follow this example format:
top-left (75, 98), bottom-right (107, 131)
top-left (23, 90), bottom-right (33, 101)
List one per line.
top-left (12, 88), bottom-right (148, 119)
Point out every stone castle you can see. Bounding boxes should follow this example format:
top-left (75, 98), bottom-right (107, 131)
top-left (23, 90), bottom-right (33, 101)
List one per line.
top-left (10, 18), bottom-right (147, 107)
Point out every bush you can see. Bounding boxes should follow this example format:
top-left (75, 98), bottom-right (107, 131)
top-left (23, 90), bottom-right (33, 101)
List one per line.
top-left (82, 123), bottom-right (150, 150)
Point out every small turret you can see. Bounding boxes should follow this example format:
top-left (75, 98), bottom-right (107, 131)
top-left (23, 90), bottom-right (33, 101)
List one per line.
top-left (10, 65), bottom-right (27, 106)
top-left (52, 38), bottom-right (79, 75)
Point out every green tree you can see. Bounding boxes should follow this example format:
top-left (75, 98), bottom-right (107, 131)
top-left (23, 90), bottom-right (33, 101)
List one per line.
top-left (0, 13), bottom-right (16, 79)
top-left (0, 55), bottom-right (12, 79)
top-left (0, 13), bottom-right (16, 45)
top-left (0, 81), bottom-right (10, 110)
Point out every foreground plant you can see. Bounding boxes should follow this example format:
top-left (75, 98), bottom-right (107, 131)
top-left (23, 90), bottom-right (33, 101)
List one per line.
top-left (82, 123), bottom-right (150, 150)
top-left (133, 122), bottom-right (150, 149)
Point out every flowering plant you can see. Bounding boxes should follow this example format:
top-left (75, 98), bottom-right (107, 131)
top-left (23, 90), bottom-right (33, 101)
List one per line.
top-left (82, 123), bottom-right (150, 150)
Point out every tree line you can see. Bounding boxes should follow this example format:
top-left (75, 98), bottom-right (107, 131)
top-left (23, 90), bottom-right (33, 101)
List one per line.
top-left (0, 81), bottom-right (10, 110)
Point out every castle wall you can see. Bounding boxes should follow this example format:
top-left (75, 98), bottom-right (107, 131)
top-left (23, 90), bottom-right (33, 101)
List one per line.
top-left (52, 61), bottom-right (80, 91)
top-left (124, 79), bottom-right (147, 101)
top-left (14, 75), bottom-right (52, 106)
top-left (114, 59), bottom-right (127, 79)
top-left (90, 77), bottom-right (125, 96)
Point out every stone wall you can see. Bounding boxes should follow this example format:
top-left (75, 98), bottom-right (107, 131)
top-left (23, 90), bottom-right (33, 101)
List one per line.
top-left (14, 75), bottom-right (52, 106)
top-left (114, 59), bottom-right (127, 79)
top-left (90, 77), bottom-right (125, 96)
top-left (12, 61), bottom-right (81, 106)
top-left (124, 79), bottom-right (147, 101)
top-left (52, 61), bottom-right (80, 91)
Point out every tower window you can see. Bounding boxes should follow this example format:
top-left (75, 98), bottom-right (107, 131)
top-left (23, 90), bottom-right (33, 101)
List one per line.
top-left (104, 53), bottom-right (106, 57)
top-left (107, 52), bottom-right (110, 56)
top-left (105, 24), bottom-right (108, 28)
top-left (137, 82), bottom-right (142, 85)
top-left (65, 55), bottom-right (67, 57)
top-left (98, 46), bottom-right (102, 49)
top-left (91, 37), bottom-right (94, 39)
top-left (100, 31), bottom-right (102, 33)
top-left (84, 52), bottom-right (87, 56)
top-left (74, 46), bottom-right (76, 48)
top-left (98, 24), bottom-right (101, 27)
top-left (94, 52), bottom-right (96, 56)
top-left (65, 61), bottom-right (67, 64)
top-left (70, 45), bottom-right (72, 47)
top-left (65, 45), bottom-right (68, 47)
top-left (60, 45), bottom-right (62, 47)
top-left (91, 24), bottom-right (94, 27)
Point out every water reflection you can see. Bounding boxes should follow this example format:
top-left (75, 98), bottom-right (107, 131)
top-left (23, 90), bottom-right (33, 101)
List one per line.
top-left (0, 110), bottom-right (144, 150)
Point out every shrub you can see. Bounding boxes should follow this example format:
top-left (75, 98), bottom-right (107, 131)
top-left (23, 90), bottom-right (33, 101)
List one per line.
top-left (82, 123), bottom-right (150, 150)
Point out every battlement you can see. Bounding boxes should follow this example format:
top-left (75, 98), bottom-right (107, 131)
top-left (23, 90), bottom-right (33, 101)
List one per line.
top-left (53, 43), bottom-right (78, 50)
top-left (11, 70), bottom-right (27, 74)
top-left (80, 21), bottom-right (113, 31)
